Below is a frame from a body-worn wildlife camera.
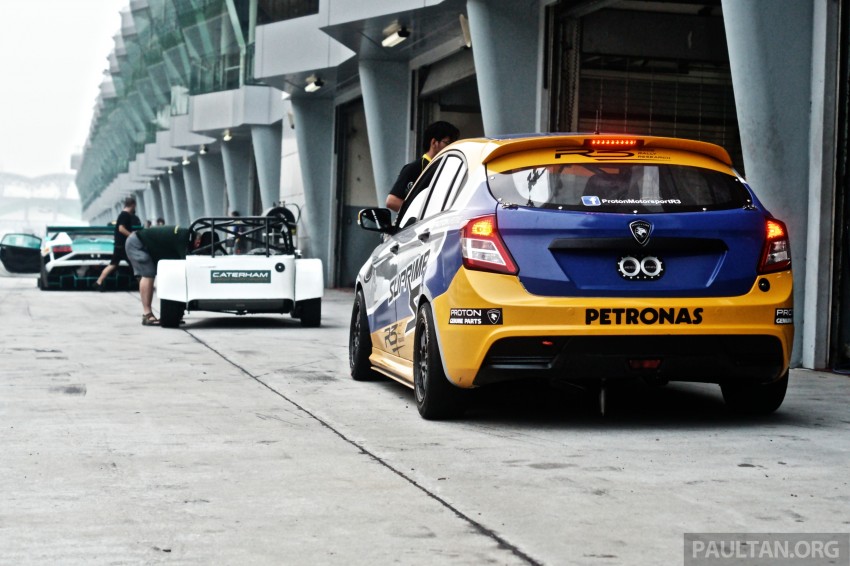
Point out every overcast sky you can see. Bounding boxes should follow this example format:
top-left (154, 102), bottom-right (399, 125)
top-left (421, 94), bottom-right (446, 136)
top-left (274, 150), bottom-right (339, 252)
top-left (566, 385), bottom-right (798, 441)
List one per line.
top-left (0, 0), bottom-right (128, 178)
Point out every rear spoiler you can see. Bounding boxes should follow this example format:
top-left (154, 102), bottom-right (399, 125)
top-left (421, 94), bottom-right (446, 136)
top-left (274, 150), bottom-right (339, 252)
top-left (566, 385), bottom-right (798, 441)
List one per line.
top-left (480, 134), bottom-right (733, 166)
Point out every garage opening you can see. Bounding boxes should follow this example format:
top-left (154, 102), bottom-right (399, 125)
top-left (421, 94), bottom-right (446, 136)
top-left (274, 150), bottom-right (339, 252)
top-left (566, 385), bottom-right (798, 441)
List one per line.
top-left (547, 1), bottom-right (743, 171)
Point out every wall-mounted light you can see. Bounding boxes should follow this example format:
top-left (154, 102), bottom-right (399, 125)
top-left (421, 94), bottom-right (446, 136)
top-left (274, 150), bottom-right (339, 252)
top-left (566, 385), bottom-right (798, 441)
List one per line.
top-left (200, 144), bottom-right (207, 155)
top-left (222, 130), bottom-right (232, 142)
top-left (304, 75), bottom-right (324, 93)
top-left (182, 156), bottom-right (190, 165)
top-left (382, 22), bottom-right (410, 48)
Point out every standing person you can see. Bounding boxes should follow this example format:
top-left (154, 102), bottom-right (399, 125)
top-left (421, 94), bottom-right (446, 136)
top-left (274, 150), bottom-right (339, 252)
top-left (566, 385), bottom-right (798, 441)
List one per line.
top-left (93, 196), bottom-right (141, 291)
top-left (385, 121), bottom-right (459, 212)
top-left (125, 225), bottom-right (191, 326)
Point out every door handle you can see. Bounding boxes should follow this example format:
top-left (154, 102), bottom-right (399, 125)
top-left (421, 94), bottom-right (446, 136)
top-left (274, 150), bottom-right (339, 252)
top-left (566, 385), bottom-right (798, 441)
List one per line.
top-left (418, 230), bottom-right (431, 242)
top-left (390, 244), bottom-right (399, 254)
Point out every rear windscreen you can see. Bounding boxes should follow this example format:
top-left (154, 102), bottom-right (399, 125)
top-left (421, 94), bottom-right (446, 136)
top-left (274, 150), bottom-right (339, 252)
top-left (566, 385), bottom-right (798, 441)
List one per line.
top-left (487, 163), bottom-right (751, 213)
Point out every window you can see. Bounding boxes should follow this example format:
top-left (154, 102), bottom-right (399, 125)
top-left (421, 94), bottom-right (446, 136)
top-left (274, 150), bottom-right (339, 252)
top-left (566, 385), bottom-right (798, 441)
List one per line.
top-left (423, 156), bottom-right (464, 219)
top-left (397, 158), bottom-right (441, 229)
top-left (488, 163), bottom-right (750, 213)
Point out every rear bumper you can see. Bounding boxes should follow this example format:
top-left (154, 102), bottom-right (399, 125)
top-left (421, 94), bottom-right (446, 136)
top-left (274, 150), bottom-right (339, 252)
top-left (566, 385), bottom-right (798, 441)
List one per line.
top-left (430, 269), bottom-right (794, 388)
top-left (474, 334), bottom-right (784, 386)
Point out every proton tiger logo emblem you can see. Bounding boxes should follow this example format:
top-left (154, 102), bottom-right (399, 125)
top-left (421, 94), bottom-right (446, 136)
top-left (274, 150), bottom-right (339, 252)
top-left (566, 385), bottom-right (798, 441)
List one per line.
top-left (486, 309), bottom-right (502, 324)
top-left (629, 220), bottom-right (652, 246)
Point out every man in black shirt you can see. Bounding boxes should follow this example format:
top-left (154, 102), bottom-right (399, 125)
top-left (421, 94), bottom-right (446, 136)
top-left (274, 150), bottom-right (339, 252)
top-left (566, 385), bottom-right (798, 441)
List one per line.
top-left (386, 121), bottom-right (459, 212)
top-left (93, 196), bottom-right (141, 291)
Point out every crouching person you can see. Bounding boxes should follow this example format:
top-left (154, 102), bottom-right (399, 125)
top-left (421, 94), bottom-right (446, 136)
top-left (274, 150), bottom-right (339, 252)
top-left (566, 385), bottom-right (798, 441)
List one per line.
top-left (125, 225), bottom-right (191, 326)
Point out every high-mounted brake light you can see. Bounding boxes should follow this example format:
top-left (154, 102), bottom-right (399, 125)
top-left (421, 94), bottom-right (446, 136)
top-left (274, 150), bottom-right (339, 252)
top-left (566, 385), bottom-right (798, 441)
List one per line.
top-left (758, 219), bottom-right (791, 274)
top-left (460, 215), bottom-right (518, 275)
top-left (584, 138), bottom-right (644, 149)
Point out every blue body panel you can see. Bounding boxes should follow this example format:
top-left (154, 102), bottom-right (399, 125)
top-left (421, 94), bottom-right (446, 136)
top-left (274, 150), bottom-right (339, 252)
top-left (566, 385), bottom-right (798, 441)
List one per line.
top-left (496, 206), bottom-right (768, 298)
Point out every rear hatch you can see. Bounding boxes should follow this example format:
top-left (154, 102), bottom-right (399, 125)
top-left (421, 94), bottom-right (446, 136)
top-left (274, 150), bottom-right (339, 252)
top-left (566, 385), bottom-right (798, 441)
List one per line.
top-left (486, 142), bottom-right (767, 298)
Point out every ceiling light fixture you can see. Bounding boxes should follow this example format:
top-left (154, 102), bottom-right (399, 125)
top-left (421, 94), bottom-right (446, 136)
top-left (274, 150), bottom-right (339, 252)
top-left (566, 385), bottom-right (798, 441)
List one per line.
top-left (200, 144), bottom-right (207, 155)
top-left (168, 166), bottom-right (173, 175)
top-left (382, 22), bottom-right (410, 48)
top-left (459, 14), bottom-right (472, 49)
top-left (182, 156), bottom-right (190, 165)
top-left (222, 129), bottom-right (232, 142)
top-left (304, 75), bottom-right (324, 93)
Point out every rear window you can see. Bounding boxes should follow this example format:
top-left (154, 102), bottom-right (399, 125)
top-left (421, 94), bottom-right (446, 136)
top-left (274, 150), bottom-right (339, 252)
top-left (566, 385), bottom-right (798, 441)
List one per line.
top-left (487, 163), bottom-right (751, 213)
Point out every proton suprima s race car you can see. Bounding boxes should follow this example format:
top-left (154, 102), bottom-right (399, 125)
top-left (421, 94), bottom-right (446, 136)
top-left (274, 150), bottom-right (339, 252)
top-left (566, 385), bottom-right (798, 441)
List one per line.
top-left (350, 134), bottom-right (793, 419)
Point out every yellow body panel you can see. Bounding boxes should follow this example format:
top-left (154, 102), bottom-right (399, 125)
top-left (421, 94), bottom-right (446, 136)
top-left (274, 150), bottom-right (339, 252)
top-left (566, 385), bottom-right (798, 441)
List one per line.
top-left (428, 269), bottom-right (794, 387)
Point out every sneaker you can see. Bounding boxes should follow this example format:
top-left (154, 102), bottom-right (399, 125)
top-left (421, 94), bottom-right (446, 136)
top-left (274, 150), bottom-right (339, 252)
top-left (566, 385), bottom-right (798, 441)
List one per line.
top-left (92, 282), bottom-right (105, 292)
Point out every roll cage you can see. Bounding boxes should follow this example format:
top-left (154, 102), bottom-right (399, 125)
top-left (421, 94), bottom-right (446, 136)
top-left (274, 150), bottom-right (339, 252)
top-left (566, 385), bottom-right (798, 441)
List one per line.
top-left (188, 215), bottom-right (296, 257)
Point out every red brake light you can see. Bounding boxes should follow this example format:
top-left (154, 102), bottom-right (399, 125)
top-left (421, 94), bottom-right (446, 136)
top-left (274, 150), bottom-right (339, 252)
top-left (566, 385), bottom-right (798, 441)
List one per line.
top-left (52, 245), bottom-right (72, 254)
top-left (758, 219), bottom-right (791, 274)
top-left (585, 138), bottom-right (644, 149)
top-left (461, 215), bottom-right (517, 275)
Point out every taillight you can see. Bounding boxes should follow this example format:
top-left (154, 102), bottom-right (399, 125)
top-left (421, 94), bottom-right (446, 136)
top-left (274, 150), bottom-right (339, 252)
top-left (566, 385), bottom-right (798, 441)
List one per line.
top-left (758, 219), bottom-right (791, 274)
top-left (52, 245), bottom-right (72, 257)
top-left (460, 215), bottom-right (517, 275)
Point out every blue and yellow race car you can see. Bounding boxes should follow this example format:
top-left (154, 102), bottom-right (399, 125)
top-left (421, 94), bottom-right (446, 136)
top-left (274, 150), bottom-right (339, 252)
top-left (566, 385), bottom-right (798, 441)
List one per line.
top-left (350, 134), bottom-right (793, 419)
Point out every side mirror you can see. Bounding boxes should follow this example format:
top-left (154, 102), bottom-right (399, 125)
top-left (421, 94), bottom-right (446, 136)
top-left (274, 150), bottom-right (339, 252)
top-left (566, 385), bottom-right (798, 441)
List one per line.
top-left (358, 208), bottom-right (397, 234)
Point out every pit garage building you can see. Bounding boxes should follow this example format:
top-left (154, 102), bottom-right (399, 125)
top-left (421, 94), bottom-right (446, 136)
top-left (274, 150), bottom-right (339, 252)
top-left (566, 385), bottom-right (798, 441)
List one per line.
top-left (74, 0), bottom-right (849, 371)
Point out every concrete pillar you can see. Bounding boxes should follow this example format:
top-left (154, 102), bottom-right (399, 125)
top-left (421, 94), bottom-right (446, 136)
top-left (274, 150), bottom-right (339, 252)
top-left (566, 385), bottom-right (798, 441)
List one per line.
top-left (168, 171), bottom-right (191, 226)
top-left (801, 0), bottom-right (839, 369)
top-left (198, 153), bottom-right (227, 217)
top-left (135, 191), bottom-right (147, 225)
top-left (359, 60), bottom-right (410, 203)
top-left (252, 123), bottom-right (282, 210)
top-left (467, 0), bottom-right (539, 135)
top-left (221, 138), bottom-right (252, 216)
top-left (291, 97), bottom-right (334, 279)
top-left (149, 182), bottom-right (164, 222)
top-left (722, 0), bottom-right (813, 366)
top-left (182, 162), bottom-right (206, 221)
top-left (159, 176), bottom-right (175, 224)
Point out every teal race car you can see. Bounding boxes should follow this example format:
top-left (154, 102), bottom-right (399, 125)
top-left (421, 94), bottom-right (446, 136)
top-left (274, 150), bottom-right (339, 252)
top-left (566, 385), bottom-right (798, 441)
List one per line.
top-left (38, 226), bottom-right (137, 290)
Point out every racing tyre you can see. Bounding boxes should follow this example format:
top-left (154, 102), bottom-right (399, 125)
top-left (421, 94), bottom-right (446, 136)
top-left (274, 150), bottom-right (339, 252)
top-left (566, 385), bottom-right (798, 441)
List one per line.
top-left (350, 291), bottom-right (378, 381)
top-left (160, 299), bottom-right (185, 328)
top-left (413, 303), bottom-right (466, 420)
top-left (721, 371), bottom-right (789, 415)
top-left (297, 298), bottom-right (321, 328)
top-left (39, 264), bottom-right (53, 291)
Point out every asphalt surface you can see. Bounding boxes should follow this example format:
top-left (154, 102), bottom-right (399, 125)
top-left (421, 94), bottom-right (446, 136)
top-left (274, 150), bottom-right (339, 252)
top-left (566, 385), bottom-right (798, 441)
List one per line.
top-left (1, 273), bottom-right (849, 565)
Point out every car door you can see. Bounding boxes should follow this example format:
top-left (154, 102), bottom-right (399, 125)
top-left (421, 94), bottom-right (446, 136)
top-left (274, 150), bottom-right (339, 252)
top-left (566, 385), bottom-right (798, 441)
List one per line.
top-left (391, 154), bottom-right (466, 361)
top-left (0, 234), bottom-right (42, 273)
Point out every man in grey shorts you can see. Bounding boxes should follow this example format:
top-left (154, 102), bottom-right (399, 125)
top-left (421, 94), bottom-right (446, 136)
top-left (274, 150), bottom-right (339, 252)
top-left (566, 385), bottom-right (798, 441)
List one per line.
top-left (126, 225), bottom-right (190, 326)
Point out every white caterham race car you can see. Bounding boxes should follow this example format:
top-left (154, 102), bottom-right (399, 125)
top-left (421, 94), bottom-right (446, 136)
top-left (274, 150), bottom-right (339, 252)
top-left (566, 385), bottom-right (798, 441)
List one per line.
top-left (156, 211), bottom-right (323, 328)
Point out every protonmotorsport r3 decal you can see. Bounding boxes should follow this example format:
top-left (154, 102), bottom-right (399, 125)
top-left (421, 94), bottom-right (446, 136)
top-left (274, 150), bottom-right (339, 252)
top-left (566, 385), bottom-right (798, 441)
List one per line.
top-left (585, 307), bottom-right (703, 325)
top-left (211, 270), bottom-right (271, 283)
top-left (449, 308), bottom-right (503, 325)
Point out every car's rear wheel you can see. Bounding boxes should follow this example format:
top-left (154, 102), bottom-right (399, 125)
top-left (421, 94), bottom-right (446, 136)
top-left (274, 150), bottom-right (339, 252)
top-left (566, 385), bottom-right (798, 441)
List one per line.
top-left (350, 290), bottom-right (378, 381)
top-left (721, 370), bottom-right (789, 415)
top-left (296, 298), bottom-right (321, 327)
top-left (159, 299), bottom-right (185, 328)
top-left (39, 263), bottom-right (53, 291)
top-left (413, 303), bottom-right (466, 420)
